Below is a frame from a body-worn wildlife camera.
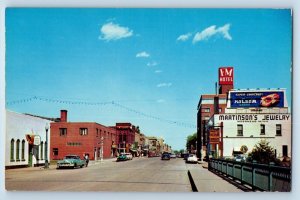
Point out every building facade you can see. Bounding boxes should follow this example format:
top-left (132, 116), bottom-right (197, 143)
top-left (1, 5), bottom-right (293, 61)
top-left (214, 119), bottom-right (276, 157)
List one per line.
top-left (50, 110), bottom-right (117, 160)
top-left (114, 123), bottom-right (136, 154)
top-left (207, 89), bottom-right (291, 158)
top-left (6, 110), bottom-right (52, 168)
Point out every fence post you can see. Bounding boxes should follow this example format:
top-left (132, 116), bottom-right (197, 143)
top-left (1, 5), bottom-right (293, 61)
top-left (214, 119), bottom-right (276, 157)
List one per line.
top-left (268, 162), bottom-right (274, 191)
top-left (252, 160), bottom-right (257, 190)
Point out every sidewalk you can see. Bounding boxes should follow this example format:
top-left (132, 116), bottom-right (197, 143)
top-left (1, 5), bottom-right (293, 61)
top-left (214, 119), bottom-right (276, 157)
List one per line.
top-left (189, 162), bottom-right (243, 192)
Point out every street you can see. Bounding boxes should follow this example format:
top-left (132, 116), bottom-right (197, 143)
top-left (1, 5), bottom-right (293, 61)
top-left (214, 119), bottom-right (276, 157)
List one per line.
top-left (6, 157), bottom-right (196, 192)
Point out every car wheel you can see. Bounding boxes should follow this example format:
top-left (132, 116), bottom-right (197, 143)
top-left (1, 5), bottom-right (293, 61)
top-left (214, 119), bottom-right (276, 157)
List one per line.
top-left (74, 164), bottom-right (77, 169)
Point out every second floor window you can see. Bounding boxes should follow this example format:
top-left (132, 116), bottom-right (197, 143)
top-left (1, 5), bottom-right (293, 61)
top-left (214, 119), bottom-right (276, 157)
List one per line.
top-left (276, 124), bottom-right (282, 136)
top-left (59, 128), bottom-right (67, 136)
top-left (80, 128), bottom-right (88, 136)
top-left (203, 108), bottom-right (210, 113)
top-left (237, 124), bottom-right (243, 136)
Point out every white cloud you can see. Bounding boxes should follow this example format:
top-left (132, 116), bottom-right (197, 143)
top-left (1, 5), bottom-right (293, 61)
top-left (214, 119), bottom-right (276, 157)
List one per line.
top-left (177, 33), bottom-right (192, 41)
top-left (99, 22), bottom-right (133, 41)
top-left (147, 61), bottom-right (157, 66)
top-left (157, 83), bottom-right (172, 88)
top-left (154, 70), bottom-right (162, 73)
top-left (193, 23), bottom-right (232, 44)
top-left (136, 51), bottom-right (150, 58)
top-left (157, 99), bottom-right (165, 103)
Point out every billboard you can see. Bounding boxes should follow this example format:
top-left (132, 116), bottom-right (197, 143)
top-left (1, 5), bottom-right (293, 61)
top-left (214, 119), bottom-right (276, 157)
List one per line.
top-left (219, 67), bottom-right (233, 85)
top-left (230, 91), bottom-right (284, 108)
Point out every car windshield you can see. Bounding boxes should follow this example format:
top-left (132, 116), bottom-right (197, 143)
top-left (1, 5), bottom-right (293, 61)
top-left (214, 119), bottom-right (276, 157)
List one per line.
top-left (189, 154), bottom-right (195, 157)
top-left (65, 156), bottom-right (78, 159)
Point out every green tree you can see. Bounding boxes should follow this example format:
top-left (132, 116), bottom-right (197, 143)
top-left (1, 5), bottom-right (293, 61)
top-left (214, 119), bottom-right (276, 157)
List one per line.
top-left (186, 133), bottom-right (197, 152)
top-left (179, 149), bottom-right (184, 154)
top-left (240, 145), bottom-right (248, 154)
top-left (248, 140), bottom-right (276, 164)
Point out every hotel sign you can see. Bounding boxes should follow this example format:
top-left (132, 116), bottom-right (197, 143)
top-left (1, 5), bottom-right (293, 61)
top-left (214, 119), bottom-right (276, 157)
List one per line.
top-left (219, 67), bottom-right (233, 85)
top-left (230, 91), bottom-right (284, 108)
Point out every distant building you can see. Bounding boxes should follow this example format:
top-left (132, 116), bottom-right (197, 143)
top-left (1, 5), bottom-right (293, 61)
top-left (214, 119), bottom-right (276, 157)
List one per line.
top-left (112, 122), bottom-right (136, 154)
top-left (6, 110), bottom-right (53, 169)
top-left (50, 110), bottom-right (117, 160)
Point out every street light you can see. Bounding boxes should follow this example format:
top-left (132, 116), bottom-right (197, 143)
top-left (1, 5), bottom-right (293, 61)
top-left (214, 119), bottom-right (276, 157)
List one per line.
top-left (44, 123), bottom-right (49, 169)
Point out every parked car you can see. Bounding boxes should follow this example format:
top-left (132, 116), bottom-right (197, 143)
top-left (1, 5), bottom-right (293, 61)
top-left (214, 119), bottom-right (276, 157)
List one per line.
top-left (170, 154), bottom-right (176, 159)
top-left (117, 153), bottom-right (127, 162)
top-left (183, 153), bottom-right (189, 161)
top-left (125, 153), bottom-right (133, 160)
top-left (234, 155), bottom-right (246, 162)
top-left (57, 155), bottom-right (86, 169)
top-left (161, 152), bottom-right (171, 160)
top-left (186, 154), bottom-right (198, 164)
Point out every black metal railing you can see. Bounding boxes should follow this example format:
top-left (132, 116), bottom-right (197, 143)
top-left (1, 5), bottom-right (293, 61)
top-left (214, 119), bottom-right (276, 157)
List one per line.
top-left (208, 158), bottom-right (291, 192)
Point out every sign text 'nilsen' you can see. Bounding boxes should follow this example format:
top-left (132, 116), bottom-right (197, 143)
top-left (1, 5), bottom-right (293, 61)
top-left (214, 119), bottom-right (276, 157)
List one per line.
top-left (219, 114), bottom-right (290, 121)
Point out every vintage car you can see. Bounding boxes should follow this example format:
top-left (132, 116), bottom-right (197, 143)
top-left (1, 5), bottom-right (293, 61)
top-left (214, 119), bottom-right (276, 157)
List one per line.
top-left (186, 154), bottom-right (198, 164)
top-left (57, 155), bottom-right (86, 169)
top-left (125, 153), bottom-right (133, 160)
top-left (161, 152), bottom-right (170, 160)
top-left (117, 153), bottom-right (127, 162)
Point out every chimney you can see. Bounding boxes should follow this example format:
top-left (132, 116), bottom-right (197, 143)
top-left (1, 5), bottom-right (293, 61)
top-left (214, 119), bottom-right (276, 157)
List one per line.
top-left (60, 110), bottom-right (68, 122)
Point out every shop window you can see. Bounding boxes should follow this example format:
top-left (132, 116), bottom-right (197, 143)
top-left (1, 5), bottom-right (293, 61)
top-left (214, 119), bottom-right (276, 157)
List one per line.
top-left (53, 148), bottom-right (58, 156)
top-left (79, 128), bottom-right (88, 136)
top-left (10, 139), bottom-right (15, 162)
top-left (276, 124), bottom-right (282, 136)
top-left (237, 124), bottom-right (243, 136)
top-left (21, 140), bottom-right (25, 161)
top-left (59, 128), bottom-right (67, 136)
top-left (16, 139), bottom-right (20, 161)
top-left (260, 124), bottom-right (265, 135)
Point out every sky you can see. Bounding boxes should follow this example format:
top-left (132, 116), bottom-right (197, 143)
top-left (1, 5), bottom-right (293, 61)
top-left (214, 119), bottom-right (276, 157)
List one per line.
top-left (5, 8), bottom-right (292, 150)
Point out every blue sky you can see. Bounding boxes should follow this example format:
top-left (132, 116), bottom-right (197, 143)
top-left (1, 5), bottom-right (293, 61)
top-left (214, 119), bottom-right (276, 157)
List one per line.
top-left (5, 8), bottom-right (292, 150)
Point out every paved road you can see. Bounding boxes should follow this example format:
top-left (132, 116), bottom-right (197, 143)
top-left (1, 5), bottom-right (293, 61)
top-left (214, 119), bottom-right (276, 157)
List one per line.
top-left (6, 157), bottom-right (192, 192)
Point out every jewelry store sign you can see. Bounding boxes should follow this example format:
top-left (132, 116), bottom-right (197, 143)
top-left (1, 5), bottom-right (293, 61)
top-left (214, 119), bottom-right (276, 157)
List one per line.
top-left (218, 114), bottom-right (290, 123)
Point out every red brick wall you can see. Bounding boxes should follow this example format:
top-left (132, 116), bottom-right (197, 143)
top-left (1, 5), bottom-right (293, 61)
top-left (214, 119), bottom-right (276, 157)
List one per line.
top-left (50, 122), bottom-right (116, 160)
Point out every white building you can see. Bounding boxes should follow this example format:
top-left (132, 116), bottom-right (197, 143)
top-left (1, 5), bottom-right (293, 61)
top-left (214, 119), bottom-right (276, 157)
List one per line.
top-left (6, 110), bottom-right (53, 168)
top-left (207, 89), bottom-right (291, 158)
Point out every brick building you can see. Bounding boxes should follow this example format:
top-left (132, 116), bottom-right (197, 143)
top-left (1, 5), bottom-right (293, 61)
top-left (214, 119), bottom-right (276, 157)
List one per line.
top-left (197, 67), bottom-right (234, 160)
top-left (50, 110), bottom-right (117, 160)
top-left (114, 123), bottom-right (136, 154)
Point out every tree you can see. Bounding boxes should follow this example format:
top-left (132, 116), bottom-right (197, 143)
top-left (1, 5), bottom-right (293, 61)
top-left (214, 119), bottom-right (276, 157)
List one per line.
top-left (240, 145), bottom-right (248, 154)
top-left (248, 140), bottom-right (276, 164)
top-left (186, 133), bottom-right (197, 152)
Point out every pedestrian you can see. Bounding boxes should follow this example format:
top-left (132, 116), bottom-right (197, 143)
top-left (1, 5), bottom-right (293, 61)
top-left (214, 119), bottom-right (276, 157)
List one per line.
top-left (84, 154), bottom-right (89, 167)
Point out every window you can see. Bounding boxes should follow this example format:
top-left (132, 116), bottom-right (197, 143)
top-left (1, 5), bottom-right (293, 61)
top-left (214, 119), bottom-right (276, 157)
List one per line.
top-left (16, 139), bottom-right (20, 161)
top-left (282, 145), bottom-right (288, 157)
top-left (203, 108), bottom-right (210, 113)
top-left (204, 116), bottom-right (210, 121)
top-left (10, 139), bottom-right (15, 162)
top-left (80, 128), bottom-right (88, 136)
top-left (53, 148), bottom-right (58, 156)
top-left (40, 142), bottom-right (44, 160)
top-left (96, 128), bottom-right (99, 137)
top-left (59, 128), bottom-right (67, 136)
top-left (21, 140), bottom-right (25, 161)
top-left (276, 124), bottom-right (282, 136)
top-left (260, 124), bottom-right (265, 135)
top-left (237, 124), bottom-right (243, 136)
